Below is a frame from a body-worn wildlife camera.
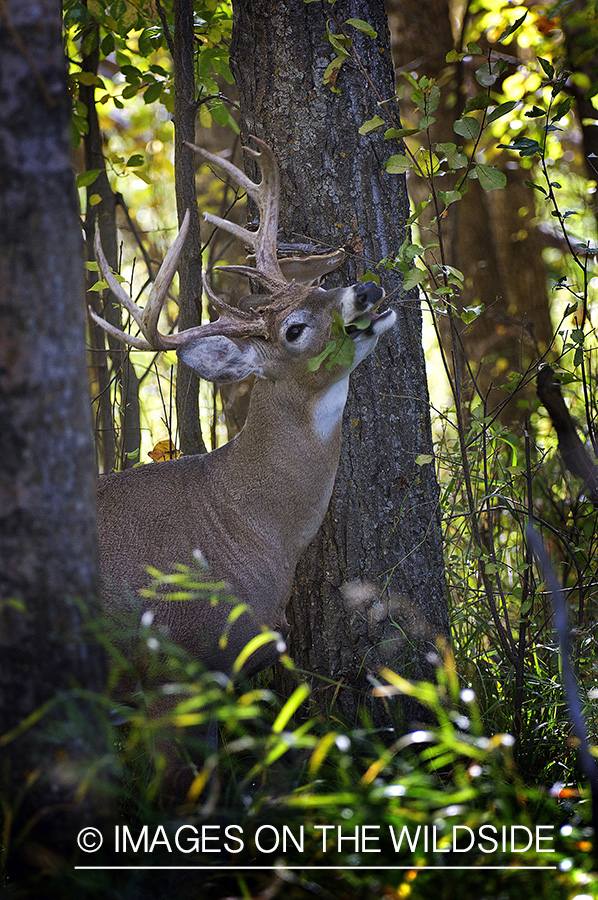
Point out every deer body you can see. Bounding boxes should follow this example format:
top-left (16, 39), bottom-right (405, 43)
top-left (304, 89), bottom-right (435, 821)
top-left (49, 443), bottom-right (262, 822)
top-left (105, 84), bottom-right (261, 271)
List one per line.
top-left (93, 139), bottom-right (396, 676)
top-left (98, 371), bottom-right (343, 671)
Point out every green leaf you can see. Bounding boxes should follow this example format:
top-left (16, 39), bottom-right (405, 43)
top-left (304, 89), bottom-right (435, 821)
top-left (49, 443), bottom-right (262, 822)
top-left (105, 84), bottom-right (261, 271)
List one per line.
top-left (475, 59), bottom-right (507, 88)
top-left (417, 115), bottom-right (436, 130)
top-left (101, 33), bottom-right (115, 56)
top-left (486, 101), bottom-right (517, 125)
top-left (524, 180), bottom-right (547, 195)
top-left (498, 136), bottom-right (541, 157)
top-left (344, 17), bottom-right (377, 38)
top-left (325, 24), bottom-right (351, 57)
top-left (461, 304), bottom-right (484, 323)
top-left (210, 97), bottom-right (230, 127)
top-left (87, 279), bottom-right (109, 292)
top-left (406, 198), bottom-right (430, 226)
top-left (358, 270), bottom-right (380, 285)
top-left (400, 243), bottom-right (424, 263)
top-left (553, 96), bottom-right (573, 120)
top-left (323, 55), bottom-right (346, 88)
top-left (462, 94), bottom-right (492, 114)
top-left (384, 126), bottom-right (419, 139)
top-left (525, 105), bottom-right (546, 118)
top-left (496, 11), bottom-right (528, 43)
top-left (76, 71), bottom-right (100, 87)
top-left (538, 57), bottom-right (554, 79)
top-left (307, 312), bottom-right (356, 372)
top-left (426, 85), bottom-right (441, 115)
top-left (435, 142), bottom-right (467, 169)
top-left (475, 163), bottom-right (507, 191)
top-left (110, 0), bottom-right (127, 20)
top-left (137, 28), bottom-right (155, 57)
top-left (122, 83), bottom-right (140, 100)
top-left (453, 117), bottom-right (480, 140)
top-left (519, 597), bottom-right (533, 618)
top-left (415, 454), bottom-right (434, 466)
top-left (76, 169), bottom-right (101, 188)
top-left (466, 41), bottom-right (483, 55)
top-left (442, 265), bottom-right (464, 283)
top-left (126, 154), bottom-right (144, 167)
top-left (359, 115), bottom-right (385, 135)
top-left (438, 189), bottom-right (462, 207)
top-left (402, 267), bottom-right (425, 291)
top-left (143, 82), bottom-right (163, 104)
top-left (121, 64), bottom-right (143, 81)
top-left (272, 684), bottom-right (310, 733)
top-left (385, 154), bottom-right (413, 174)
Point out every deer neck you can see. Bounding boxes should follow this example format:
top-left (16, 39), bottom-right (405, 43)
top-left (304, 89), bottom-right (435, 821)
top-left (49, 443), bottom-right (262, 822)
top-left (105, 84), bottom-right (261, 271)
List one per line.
top-left (224, 375), bottom-right (349, 556)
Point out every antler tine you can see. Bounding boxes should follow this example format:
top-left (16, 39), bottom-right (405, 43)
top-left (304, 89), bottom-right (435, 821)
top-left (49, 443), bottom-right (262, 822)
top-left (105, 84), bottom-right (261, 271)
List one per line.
top-left (186, 136), bottom-right (286, 285)
top-left (93, 228), bottom-right (148, 332)
top-left (92, 211), bottom-right (190, 350)
top-left (166, 315), bottom-right (269, 344)
top-left (212, 264), bottom-right (282, 293)
top-left (201, 270), bottom-right (256, 321)
top-left (144, 209), bottom-right (191, 343)
top-left (88, 305), bottom-right (152, 350)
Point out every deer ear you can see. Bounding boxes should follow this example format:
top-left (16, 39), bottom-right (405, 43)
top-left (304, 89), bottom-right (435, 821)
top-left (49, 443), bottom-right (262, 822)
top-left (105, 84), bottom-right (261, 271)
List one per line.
top-left (177, 335), bottom-right (263, 383)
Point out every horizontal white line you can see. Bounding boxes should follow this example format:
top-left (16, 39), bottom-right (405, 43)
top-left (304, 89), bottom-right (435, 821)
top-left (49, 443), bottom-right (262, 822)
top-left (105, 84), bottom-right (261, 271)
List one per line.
top-left (75, 865), bottom-right (558, 871)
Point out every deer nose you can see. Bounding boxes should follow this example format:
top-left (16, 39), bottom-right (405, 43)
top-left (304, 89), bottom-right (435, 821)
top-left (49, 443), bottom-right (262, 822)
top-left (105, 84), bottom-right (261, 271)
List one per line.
top-left (354, 281), bottom-right (383, 309)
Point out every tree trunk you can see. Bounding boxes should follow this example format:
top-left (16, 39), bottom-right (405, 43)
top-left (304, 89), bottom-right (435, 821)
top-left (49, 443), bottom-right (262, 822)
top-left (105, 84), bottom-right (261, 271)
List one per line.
top-left (173, 0), bottom-right (208, 455)
top-left (0, 0), bottom-right (108, 878)
top-left (80, 24), bottom-right (142, 472)
top-left (231, 0), bottom-right (448, 724)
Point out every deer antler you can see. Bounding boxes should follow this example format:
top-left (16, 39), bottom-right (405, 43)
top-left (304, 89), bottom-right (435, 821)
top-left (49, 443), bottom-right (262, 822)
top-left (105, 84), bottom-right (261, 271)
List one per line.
top-left (186, 136), bottom-right (287, 289)
top-left (188, 136), bottom-right (348, 288)
top-left (90, 138), bottom-right (346, 352)
top-left (89, 210), bottom-right (269, 351)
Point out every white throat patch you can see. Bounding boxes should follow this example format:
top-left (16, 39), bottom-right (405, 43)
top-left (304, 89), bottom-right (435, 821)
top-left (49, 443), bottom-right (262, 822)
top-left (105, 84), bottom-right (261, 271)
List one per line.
top-left (312, 377), bottom-right (350, 442)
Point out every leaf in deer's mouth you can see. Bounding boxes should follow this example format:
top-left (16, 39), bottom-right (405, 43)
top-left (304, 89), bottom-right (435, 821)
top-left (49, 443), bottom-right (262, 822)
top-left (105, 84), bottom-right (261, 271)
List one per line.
top-left (307, 311), bottom-right (355, 372)
top-left (346, 310), bottom-right (393, 336)
top-left (345, 315), bottom-right (373, 335)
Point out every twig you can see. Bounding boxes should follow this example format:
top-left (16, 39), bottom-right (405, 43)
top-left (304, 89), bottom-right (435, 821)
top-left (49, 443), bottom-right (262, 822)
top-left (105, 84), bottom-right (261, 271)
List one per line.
top-left (528, 527), bottom-right (598, 861)
top-left (537, 365), bottom-right (598, 506)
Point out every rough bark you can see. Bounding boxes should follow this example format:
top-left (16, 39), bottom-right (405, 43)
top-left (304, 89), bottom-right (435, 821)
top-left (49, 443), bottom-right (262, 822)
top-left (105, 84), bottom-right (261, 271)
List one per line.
top-left (231, 0), bottom-right (448, 724)
top-left (173, 0), bottom-right (208, 455)
top-left (0, 0), bottom-right (108, 877)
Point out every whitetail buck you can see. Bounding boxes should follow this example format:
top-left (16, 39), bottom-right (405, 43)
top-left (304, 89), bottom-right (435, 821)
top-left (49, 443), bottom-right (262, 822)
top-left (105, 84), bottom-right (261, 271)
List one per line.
top-left (92, 137), bottom-right (396, 677)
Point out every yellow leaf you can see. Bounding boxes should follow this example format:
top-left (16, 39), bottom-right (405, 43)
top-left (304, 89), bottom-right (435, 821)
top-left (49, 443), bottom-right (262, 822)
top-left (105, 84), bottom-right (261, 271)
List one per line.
top-left (148, 439), bottom-right (180, 462)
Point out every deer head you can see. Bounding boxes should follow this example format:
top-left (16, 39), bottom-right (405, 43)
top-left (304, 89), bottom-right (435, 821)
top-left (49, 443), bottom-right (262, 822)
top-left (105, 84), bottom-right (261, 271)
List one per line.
top-left (90, 137), bottom-right (395, 397)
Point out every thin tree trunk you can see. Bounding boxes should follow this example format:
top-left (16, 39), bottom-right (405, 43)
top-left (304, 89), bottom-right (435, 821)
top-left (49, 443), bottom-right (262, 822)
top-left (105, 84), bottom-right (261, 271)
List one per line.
top-left (231, 0), bottom-right (448, 725)
top-left (173, 0), bottom-right (207, 455)
top-left (0, 0), bottom-right (109, 878)
top-left (81, 22), bottom-right (142, 471)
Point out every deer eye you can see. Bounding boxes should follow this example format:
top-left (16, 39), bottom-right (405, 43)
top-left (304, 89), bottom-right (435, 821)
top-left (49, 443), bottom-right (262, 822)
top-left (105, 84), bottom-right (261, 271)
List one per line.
top-left (285, 323), bottom-right (306, 342)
